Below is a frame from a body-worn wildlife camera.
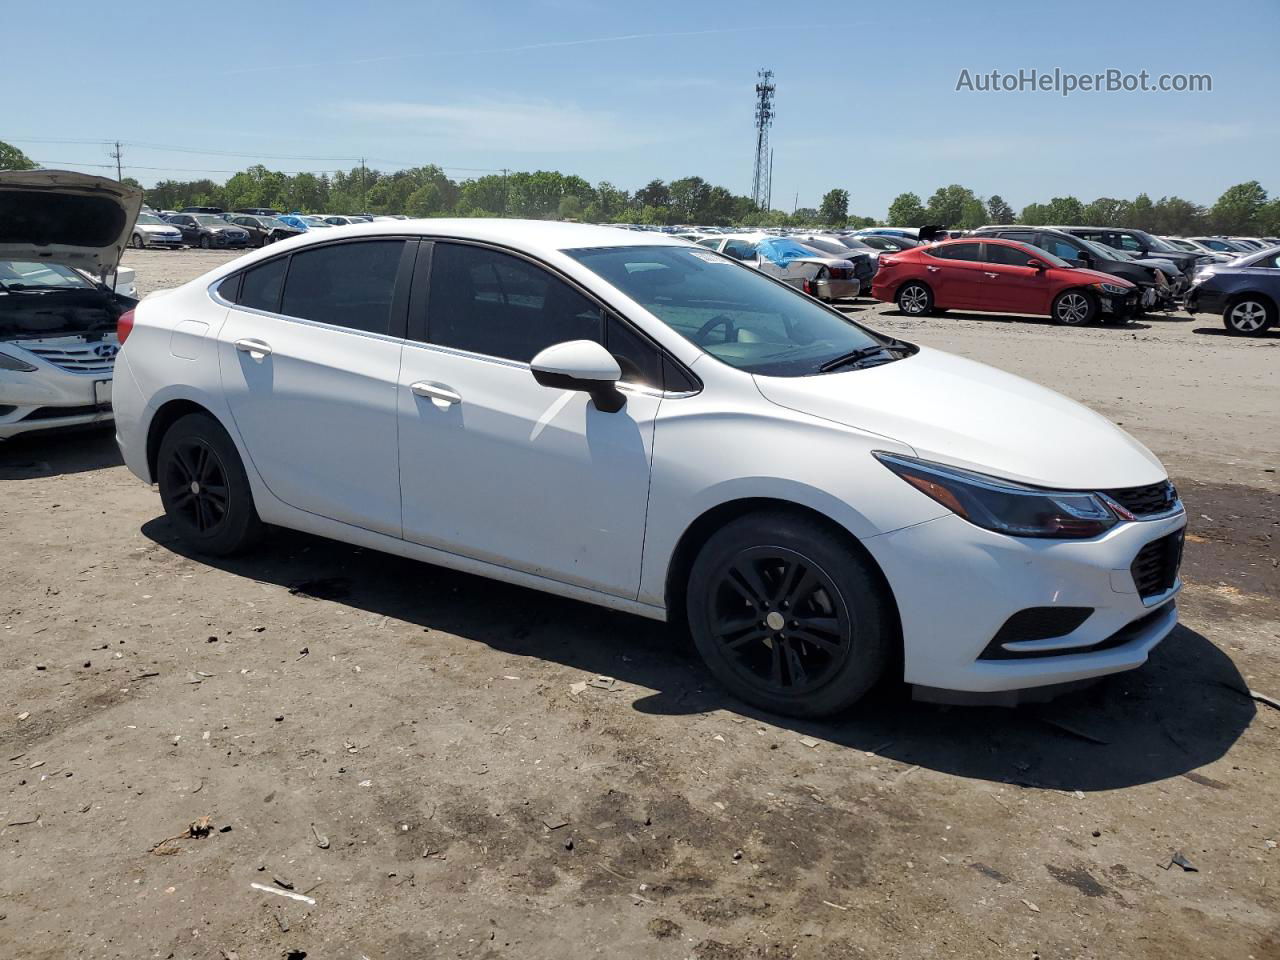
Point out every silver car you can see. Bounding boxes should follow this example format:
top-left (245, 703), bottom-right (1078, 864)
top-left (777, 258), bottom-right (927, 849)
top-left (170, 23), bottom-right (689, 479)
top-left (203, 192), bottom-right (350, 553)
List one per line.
top-left (130, 212), bottom-right (184, 249)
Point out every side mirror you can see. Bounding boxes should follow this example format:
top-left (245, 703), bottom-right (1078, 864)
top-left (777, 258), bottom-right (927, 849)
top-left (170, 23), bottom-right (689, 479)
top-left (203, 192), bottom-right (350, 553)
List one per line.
top-left (530, 340), bottom-right (625, 413)
top-left (1027, 259), bottom-right (1047, 270)
top-left (1076, 251), bottom-right (1093, 264)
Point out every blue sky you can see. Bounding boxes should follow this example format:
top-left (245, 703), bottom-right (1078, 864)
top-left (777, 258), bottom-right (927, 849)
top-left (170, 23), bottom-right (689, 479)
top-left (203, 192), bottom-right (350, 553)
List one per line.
top-left (4, 0), bottom-right (1277, 217)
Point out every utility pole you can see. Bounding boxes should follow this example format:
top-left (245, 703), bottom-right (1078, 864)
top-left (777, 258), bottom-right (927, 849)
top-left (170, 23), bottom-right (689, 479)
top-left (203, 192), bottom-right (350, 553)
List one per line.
top-left (502, 168), bottom-right (509, 217)
top-left (360, 157), bottom-right (367, 211)
top-left (110, 141), bottom-right (123, 181)
top-left (793, 192), bottom-right (799, 215)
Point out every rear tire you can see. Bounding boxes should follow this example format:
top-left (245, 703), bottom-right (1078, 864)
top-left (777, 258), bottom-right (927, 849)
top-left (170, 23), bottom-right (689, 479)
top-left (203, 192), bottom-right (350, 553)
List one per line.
top-left (1224, 296), bottom-right (1275, 336)
top-left (686, 512), bottom-right (895, 718)
top-left (157, 413), bottom-right (263, 556)
top-left (1051, 289), bottom-right (1098, 326)
top-left (131, 233), bottom-right (145, 250)
top-left (896, 282), bottom-right (933, 316)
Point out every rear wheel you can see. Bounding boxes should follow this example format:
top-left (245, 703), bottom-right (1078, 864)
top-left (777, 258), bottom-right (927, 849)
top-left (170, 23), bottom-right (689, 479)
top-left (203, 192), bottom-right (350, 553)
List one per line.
top-left (131, 233), bottom-right (145, 250)
top-left (896, 282), bottom-right (933, 316)
top-left (686, 513), bottom-right (895, 717)
top-left (1052, 289), bottom-right (1097, 326)
top-left (157, 413), bottom-right (263, 556)
top-left (1224, 297), bottom-right (1275, 336)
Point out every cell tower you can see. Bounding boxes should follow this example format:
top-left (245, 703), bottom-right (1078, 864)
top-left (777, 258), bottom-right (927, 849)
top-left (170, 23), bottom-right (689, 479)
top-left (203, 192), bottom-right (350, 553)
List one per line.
top-left (751, 69), bottom-right (775, 210)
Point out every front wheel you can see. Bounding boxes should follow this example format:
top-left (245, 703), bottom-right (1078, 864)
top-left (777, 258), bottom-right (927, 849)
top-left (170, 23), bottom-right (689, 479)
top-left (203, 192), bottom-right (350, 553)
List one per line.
top-left (131, 233), bottom-right (146, 250)
top-left (686, 513), bottom-right (895, 717)
top-left (199, 236), bottom-right (211, 249)
top-left (896, 281), bottom-right (933, 317)
top-left (157, 413), bottom-right (264, 556)
top-left (1224, 297), bottom-right (1275, 336)
top-left (1051, 289), bottom-right (1097, 326)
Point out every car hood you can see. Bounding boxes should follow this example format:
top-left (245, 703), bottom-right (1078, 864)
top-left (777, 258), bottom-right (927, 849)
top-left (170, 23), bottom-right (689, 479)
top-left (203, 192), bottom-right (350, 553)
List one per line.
top-left (753, 345), bottom-right (1165, 489)
top-left (1071, 266), bottom-right (1135, 287)
top-left (0, 169), bottom-right (143, 277)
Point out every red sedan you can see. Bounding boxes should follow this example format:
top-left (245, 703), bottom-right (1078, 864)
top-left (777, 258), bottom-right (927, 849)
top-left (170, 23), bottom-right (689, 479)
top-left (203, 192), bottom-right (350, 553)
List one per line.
top-left (871, 237), bottom-right (1140, 325)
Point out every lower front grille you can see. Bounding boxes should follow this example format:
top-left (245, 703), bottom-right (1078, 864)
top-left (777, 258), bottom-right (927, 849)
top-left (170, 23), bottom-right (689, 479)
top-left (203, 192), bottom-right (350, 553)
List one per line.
top-left (1131, 531), bottom-right (1184, 599)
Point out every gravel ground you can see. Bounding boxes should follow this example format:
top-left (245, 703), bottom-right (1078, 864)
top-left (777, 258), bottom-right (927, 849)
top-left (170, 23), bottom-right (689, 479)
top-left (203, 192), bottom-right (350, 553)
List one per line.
top-left (1, 248), bottom-right (1277, 960)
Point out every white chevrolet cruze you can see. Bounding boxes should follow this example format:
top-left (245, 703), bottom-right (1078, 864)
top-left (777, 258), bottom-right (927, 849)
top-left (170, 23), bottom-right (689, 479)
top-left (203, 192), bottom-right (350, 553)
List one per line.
top-left (112, 220), bottom-right (1186, 716)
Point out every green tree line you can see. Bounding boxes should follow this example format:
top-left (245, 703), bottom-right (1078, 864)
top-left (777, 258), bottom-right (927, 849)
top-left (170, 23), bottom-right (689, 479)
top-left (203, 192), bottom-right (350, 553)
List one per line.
top-left (886, 182), bottom-right (1280, 236)
top-left (2, 140), bottom-right (1276, 234)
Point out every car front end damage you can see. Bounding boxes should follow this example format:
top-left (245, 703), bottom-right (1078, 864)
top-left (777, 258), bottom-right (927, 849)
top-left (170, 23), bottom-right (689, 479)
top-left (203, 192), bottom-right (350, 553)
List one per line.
top-left (863, 476), bottom-right (1186, 704)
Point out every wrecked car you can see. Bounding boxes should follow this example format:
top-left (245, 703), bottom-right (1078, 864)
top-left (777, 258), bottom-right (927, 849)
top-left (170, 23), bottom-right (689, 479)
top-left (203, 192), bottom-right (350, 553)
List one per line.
top-left (0, 170), bottom-right (141, 440)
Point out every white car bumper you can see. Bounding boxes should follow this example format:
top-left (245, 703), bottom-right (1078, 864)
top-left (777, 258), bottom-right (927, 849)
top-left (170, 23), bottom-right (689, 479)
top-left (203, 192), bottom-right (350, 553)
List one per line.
top-left (0, 336), bottom-right (118, 440)
top-left (865, 509), bottom-right (1187, 700)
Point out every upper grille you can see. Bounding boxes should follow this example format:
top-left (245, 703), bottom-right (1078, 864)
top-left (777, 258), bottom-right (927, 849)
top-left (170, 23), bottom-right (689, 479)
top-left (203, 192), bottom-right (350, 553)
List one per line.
top-left (1104, 480), bottom-right (1178, 518)
top-left (22, 342), bottom-right (117, 375)
top-left (1131, 531), bottom-right (1184, 600)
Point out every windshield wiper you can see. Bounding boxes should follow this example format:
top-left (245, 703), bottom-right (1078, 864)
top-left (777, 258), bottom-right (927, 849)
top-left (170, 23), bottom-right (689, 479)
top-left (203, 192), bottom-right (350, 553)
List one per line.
top-left (819, 343), bottom-right (908, 373)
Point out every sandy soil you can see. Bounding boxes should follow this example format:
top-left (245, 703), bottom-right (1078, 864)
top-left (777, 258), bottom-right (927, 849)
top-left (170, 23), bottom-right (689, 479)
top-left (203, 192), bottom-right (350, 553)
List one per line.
top-left (1, 249), bottom-right (1277, 960)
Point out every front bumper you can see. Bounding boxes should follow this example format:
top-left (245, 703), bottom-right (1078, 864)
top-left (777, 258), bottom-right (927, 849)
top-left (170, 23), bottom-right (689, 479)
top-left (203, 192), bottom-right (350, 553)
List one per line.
top-left (864, 509), bottom-right (1187, 696)
top-left (142, 233), bottom-right (183, 248)
top-left (1097, 289), bottom-right (1140, 316)
top-left (0, 341), bottom-right (116, 439)
top-left (1184, 284), bottom-right (1226, 315)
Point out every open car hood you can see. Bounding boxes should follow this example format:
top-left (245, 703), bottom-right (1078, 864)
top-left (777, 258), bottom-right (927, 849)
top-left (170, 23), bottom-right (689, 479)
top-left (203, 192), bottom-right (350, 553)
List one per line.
top-left (0, 169), bottom-right (143, 277)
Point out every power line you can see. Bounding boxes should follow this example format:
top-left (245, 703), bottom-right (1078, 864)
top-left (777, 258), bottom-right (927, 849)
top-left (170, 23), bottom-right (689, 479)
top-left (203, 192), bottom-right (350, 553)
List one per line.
top-left (11, 136), bottom-right (505, 173)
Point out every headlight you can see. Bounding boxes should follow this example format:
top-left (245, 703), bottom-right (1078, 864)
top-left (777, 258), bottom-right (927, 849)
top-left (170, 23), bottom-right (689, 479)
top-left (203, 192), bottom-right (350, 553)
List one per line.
top-left (1193, 269), bottom-right (1215, 283)
top-left (875, 453), bottom-right (1119, 539)
top-left (1094, 282), bottom-right (1131, 296)
top-left (0, 351), bottom-right (39, 372)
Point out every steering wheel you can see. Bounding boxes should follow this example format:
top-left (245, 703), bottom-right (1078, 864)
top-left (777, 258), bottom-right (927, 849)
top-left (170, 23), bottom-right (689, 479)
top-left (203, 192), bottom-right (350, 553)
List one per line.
top-left (693, 313), bottom-right (738, 345)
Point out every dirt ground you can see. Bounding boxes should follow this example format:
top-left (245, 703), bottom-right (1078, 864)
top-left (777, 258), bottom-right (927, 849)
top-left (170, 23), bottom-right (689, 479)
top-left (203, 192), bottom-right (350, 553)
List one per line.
top-left (2, 248), bottom-right (1277, 960)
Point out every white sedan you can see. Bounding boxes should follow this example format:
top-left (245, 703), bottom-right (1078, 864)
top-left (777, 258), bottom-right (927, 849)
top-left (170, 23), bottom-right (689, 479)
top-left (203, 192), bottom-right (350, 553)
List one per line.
top-left (111, 220), bottom-right (1186, 716)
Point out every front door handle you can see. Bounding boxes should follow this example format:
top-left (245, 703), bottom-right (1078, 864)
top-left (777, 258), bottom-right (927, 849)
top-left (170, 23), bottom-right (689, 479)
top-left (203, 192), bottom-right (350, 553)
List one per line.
top-left (234, 338), bottom-right (272, 359)
top-left (410, 381), bottom-right (462, 405)
top-left (926, 265), bottom-right (940, 272)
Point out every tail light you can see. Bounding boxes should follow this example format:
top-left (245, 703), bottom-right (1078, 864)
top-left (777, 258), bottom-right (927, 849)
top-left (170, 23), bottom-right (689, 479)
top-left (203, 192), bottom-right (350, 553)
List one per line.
top-left (117, 308), bottom-right (135, 344)
top-left (802, 279), bottom-right (814, 295)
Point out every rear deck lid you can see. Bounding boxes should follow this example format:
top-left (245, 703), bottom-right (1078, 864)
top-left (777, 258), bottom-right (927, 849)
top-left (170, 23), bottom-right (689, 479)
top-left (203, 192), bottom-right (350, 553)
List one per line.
top-left (0, 169), bottom-right (143, 277)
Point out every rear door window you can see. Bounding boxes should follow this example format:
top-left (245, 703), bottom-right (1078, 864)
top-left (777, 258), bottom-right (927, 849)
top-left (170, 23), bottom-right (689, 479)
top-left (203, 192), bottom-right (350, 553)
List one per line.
top-left (929, 242), bottom-right (982, 261)
top-left (237, 257), bottom-right (288, 312)
top-left (279, 240), bottom-right (405, 334)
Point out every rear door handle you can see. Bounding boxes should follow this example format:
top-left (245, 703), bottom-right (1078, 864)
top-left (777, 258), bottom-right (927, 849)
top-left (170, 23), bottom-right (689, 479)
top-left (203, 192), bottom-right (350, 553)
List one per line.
top-left (984, 271), bottom-right (999, 278)
top-left (410, 381), bottom-right (462, 405)
top-left (234, 338), bottom-right (272, 358)
top-left (926, 266), bottom-right (940, 272)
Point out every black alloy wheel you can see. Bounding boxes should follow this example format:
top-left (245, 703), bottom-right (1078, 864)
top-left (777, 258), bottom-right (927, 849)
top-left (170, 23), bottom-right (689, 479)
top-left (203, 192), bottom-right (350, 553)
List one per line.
top-left (708, 546), bottom-right (853, 696)
top-left (157, 413), bottom-right (263, 555)
top-left (687, 512), bottom-right (894, 717)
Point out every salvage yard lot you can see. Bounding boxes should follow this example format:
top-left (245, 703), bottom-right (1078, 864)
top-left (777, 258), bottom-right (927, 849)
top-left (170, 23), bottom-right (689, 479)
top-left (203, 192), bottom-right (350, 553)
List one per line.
top-left (2, 249), bottom-right (1278, 960)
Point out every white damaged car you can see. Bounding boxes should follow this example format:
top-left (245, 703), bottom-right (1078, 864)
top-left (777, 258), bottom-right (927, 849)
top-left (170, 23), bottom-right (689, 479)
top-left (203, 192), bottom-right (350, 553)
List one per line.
top-left (0, 170), bottom-right (141, 440)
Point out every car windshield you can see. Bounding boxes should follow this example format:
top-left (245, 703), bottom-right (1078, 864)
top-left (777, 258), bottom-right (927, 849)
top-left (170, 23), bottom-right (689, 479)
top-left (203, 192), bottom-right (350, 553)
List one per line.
top-left (1139, 232), bottom-right (1178, 253)
top-left (136, 213), bottom-right (166, 225)
top-left (1164, 238), bottom-right (1196, 251)
top-left (0, 260), bottom-right (94, 291)
top-left (194, 215), bottom-right (225, 225)
top-left (261, 217), bottom-right (290, 229)
top-left (1075, 237), bottom-right (1120, 261)
top-left (565, 244), bottom-right (899, 377)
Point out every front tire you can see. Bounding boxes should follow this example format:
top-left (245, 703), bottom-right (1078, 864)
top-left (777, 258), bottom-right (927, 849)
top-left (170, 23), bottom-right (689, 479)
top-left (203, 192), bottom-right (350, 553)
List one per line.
top-left (199, 236), bottom-right (211, 249)
top-left (1052, 289), bottom-right (1097, 326)
top-left (686, 512), bottom-right (895, 718)
top-left (131, 233), bottom-right (146, 250)
top-left (157, 413), bottom-right (263, 556)
top-left (1224, 296), bottom-right (1275, 336)
top-left (896, 281), bottom-right (933, 317)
